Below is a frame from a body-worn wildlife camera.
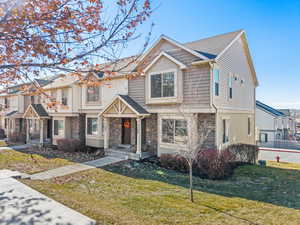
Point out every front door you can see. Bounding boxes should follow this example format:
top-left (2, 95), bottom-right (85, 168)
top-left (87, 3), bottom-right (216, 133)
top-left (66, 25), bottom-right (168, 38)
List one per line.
top-left (122, 118), bottom-right (131, 145)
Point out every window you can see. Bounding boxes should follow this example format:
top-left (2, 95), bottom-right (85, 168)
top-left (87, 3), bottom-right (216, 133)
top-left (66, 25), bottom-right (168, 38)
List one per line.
top-left (228, 75), bottom-right (233, 99)
top-left (51, 90), bottom-right (57, 101)
top-left (4, 98), bottom-right (9, 108)
top-left (151, 72), bottom-right (175, 98)
top-left (87, 86), bottom-right (100, 102)
top-left (61, 89), bottom-right (68, 106)
top-left (214, 69), bottom-right (220, 96)
top-left (248, 118), bottom-right (251, 135)
top-left (162, 119), bottom-right (187, 144)
top-left (222, 119), bottom-right (229, 143)
top-left (87, 118), bottom-right (98, 135)
top-left (54, 120), bottom-right (64, 136)
top-left (30, 96), bottom-right (35, 104)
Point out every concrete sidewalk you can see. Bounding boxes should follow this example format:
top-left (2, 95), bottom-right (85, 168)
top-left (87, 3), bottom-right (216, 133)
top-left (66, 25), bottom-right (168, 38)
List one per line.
top-left (30, 156), bottom-right (124, 180)
top-left (0, 172), bottom-right (96, 225)
top-left (259, 147), bottom-right (300, 163)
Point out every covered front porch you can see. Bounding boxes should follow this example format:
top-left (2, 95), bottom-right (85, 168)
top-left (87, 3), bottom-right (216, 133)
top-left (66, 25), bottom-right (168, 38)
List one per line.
top-left (23, 104), bottom-right (51, 146)
top-left (100, 95), bottom-right (154, 160)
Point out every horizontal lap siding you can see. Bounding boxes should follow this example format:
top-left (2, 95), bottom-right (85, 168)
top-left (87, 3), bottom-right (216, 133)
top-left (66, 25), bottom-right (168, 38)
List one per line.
top-left (128, 76), bottom-right (146, 106)
top-left (128, 44), bottom-right (211, 110)
top-left (216, 38), bottom-right (255, 110)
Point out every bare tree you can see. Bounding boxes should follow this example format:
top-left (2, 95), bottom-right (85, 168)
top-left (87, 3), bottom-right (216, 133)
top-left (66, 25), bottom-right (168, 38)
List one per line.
top-left (0, 0), bottom-right (153, 87)
top-left (175, 112), bottom-right (212, 202)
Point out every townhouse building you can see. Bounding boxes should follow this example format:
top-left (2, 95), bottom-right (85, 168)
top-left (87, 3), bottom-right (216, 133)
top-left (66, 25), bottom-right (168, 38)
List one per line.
top-left (0, 30), bottom-right (258, 160)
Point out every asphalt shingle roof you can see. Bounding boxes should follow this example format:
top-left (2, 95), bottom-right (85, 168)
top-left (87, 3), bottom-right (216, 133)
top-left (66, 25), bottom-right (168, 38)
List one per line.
top-left (118, 95), bottom-right (149, 115)
top-left (256, 100), bottom-right (285, 117)
top-left (5, 110), bottom-right (18, 117)
top-left (31, 104), bottom-right (49, 117)
top-left (183, 30), bottom-right (242, 59)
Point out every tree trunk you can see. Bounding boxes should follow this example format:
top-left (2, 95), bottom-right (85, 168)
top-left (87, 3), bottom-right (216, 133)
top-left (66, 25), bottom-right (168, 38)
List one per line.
top-left (189, 164), bottom-right (194, 202)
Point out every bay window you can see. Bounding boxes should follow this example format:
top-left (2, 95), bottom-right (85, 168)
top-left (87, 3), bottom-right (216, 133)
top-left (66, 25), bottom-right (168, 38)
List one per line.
top-left (87, 118), bottom-right (98, 135)
top-left (151, 72), bottom-right (175, 98)
top-left (162, 119), bottom-right (187, 144)
top-left (87, 86), bottom-right (100, 102)
top-left (54, 120), bottom-right (64, 136)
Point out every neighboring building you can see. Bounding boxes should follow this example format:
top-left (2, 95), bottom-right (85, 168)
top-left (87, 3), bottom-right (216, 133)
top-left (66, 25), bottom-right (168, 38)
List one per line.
top-left (277, 109), bottom-right (297, 135)
top-left (0, 29), bottom-right (258, 160)
top-left (256, 101), bottom-right (289, 143)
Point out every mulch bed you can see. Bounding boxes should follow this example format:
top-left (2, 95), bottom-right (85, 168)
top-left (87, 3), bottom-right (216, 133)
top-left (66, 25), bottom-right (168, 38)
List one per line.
top-left (16, 146), bottom-right (104, 163)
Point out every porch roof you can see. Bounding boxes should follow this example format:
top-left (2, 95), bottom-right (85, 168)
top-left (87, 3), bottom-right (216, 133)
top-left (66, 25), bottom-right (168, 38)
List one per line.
top-left (23, 104), bottom-right (50, 119)
top-left (99, 95), bottom-right (150, 118)
top-left (5, 110), bottom-right (18, 117)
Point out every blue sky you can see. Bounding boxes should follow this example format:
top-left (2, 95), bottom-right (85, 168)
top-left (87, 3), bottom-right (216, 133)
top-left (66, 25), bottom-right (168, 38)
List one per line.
top-left (131, 0), bottom-right (300, 109)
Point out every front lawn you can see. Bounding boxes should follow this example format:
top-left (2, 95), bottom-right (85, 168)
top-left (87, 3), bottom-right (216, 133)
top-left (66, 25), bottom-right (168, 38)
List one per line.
top-left (22, 160), bottom-right (300, 225)
top-left (0, 149), bottom-right (74, 174)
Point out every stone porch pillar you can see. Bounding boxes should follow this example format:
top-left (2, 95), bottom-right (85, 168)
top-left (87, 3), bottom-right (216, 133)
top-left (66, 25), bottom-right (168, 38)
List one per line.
top-left (40, 119), bottom-right (44, 145)
top-left (103, 117), bottom-right (109, 149)
top-left (136, 117), bottom-right (142, 157)
top-left (26, 119), bottom-right (30, 143)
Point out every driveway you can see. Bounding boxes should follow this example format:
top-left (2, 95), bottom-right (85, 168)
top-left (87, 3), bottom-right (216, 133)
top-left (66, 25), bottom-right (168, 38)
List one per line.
top-left (259, 147), bottom-right (300, 163)
top-left (0, 171), bottom-right (96, 225)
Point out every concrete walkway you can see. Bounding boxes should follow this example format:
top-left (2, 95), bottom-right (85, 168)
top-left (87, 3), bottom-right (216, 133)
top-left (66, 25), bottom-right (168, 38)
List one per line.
top-left (0, 170), bottom-right (96, 225)
top-left (30, 156), bottom-right (124, 180)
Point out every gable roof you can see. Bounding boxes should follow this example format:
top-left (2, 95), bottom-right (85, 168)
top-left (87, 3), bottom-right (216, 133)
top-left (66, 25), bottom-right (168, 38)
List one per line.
top-left (99, 94), bottom-right (149, 117)
top-left (184, 30), bottom-right (243, 59)
top-left (256, 101), bottom-right (285, 117)
top-left (23, 104), bottom-right (49, 118)
top-left (118, 95), bottom-right (149, 115)
top-left (143, 51), bottom-right (187, 72)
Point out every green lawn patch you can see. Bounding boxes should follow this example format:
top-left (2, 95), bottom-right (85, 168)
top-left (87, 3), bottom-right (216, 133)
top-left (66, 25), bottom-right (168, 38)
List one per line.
top-left (22, 160), bottom-right (300, 225)
top-left (0, 149), bottom-right (74, 174)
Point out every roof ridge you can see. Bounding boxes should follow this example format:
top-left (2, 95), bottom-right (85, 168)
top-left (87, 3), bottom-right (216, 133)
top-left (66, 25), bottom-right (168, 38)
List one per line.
top-left (183, 29), bottom-right (243, 45)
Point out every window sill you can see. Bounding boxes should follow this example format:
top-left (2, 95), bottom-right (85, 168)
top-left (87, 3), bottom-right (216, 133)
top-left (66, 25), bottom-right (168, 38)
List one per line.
top-left (146, 97), bottom-right (181, 105)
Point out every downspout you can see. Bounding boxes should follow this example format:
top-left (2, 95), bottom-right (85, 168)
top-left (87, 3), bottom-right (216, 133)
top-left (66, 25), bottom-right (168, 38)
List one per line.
top-left (209, 62), bottom-right (219, 150)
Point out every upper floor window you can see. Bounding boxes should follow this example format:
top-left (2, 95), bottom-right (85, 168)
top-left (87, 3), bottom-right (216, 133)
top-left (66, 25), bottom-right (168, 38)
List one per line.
top-left (162, 119), bottom-right (187, 144)
top-left (87, 86), bottom-right (100, 102)
top-left (4, 98), bottom-right (9, 108)
top-left (214, 69), bottom-right (220, 96)
top-left (30, 96), bottom-right (35, 104)
top-left (51, 90), bottom-right (57, 102)
top-left (151, 71), bottom-right (175, 98)
top-left (61, 89), bottom-right (68, 106)
top-left (54, 120), bottom-right (64, 136)
top-left (228, 75), bottom-right (233, 99)
top-left (87, 118), bottom-right (98, 135)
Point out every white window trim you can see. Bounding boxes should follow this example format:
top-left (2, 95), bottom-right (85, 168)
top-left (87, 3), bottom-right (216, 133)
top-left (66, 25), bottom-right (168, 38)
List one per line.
top-left (53, 118), bottom-right (65, 137)
top-left (86, 116), bottom-right (103, 138)
top-left (148, 69), bottom-right (178, 102)
top-left (213, 68), bottom-right (220, 98)
top-left (85, 85), bottom-right (102, 106)
top-left (221, 117), bottom-right (230, 145)
top-left (228, 73), bottom-right (233, 101)
top-left (159, 114), bottom-right (195, 150)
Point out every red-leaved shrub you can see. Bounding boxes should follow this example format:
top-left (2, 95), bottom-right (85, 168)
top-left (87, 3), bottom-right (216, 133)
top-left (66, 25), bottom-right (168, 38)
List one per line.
top-left (56, 138), bottom-right (81, 152)
top-left (159, 149), bottom-right (236, 180)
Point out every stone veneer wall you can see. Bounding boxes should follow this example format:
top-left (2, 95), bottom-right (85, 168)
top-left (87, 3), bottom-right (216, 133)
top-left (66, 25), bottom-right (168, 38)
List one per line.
top-left (145, 114), bottom-right (158, 154)
top-left (78, 114), bottom-right (86, 146)
top-left (198, 113), bottom-right (216, 149)
top-left (109, 118), bottom-right (122, 147)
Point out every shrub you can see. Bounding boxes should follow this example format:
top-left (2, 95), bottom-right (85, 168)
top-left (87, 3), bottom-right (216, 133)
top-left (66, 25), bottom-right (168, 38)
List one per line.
top-left (195, 149), bottom-right (236, 179)
top-left (0, 128), bottom-right (6, 139)
top-left (159, 154), bottom-right (188, 173)
top-left (159, 149), bottom-right (236, 180)
top-left (225, 143), bottom-right (258, 165)
top-left (9, 131), bottom-right (26, 143)
top-left (56, 138), bottom-right (81, 152)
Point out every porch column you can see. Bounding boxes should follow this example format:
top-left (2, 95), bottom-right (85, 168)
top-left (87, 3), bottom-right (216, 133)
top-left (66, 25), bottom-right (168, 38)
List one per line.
top-left (136, 117), bottom-right (142, 157)
top-left (40, 119), bottom-right (44, 145)
top-left (103, 117), bottom-right (109, 149)
top-left (26, 119), bottom-right (30, 143)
